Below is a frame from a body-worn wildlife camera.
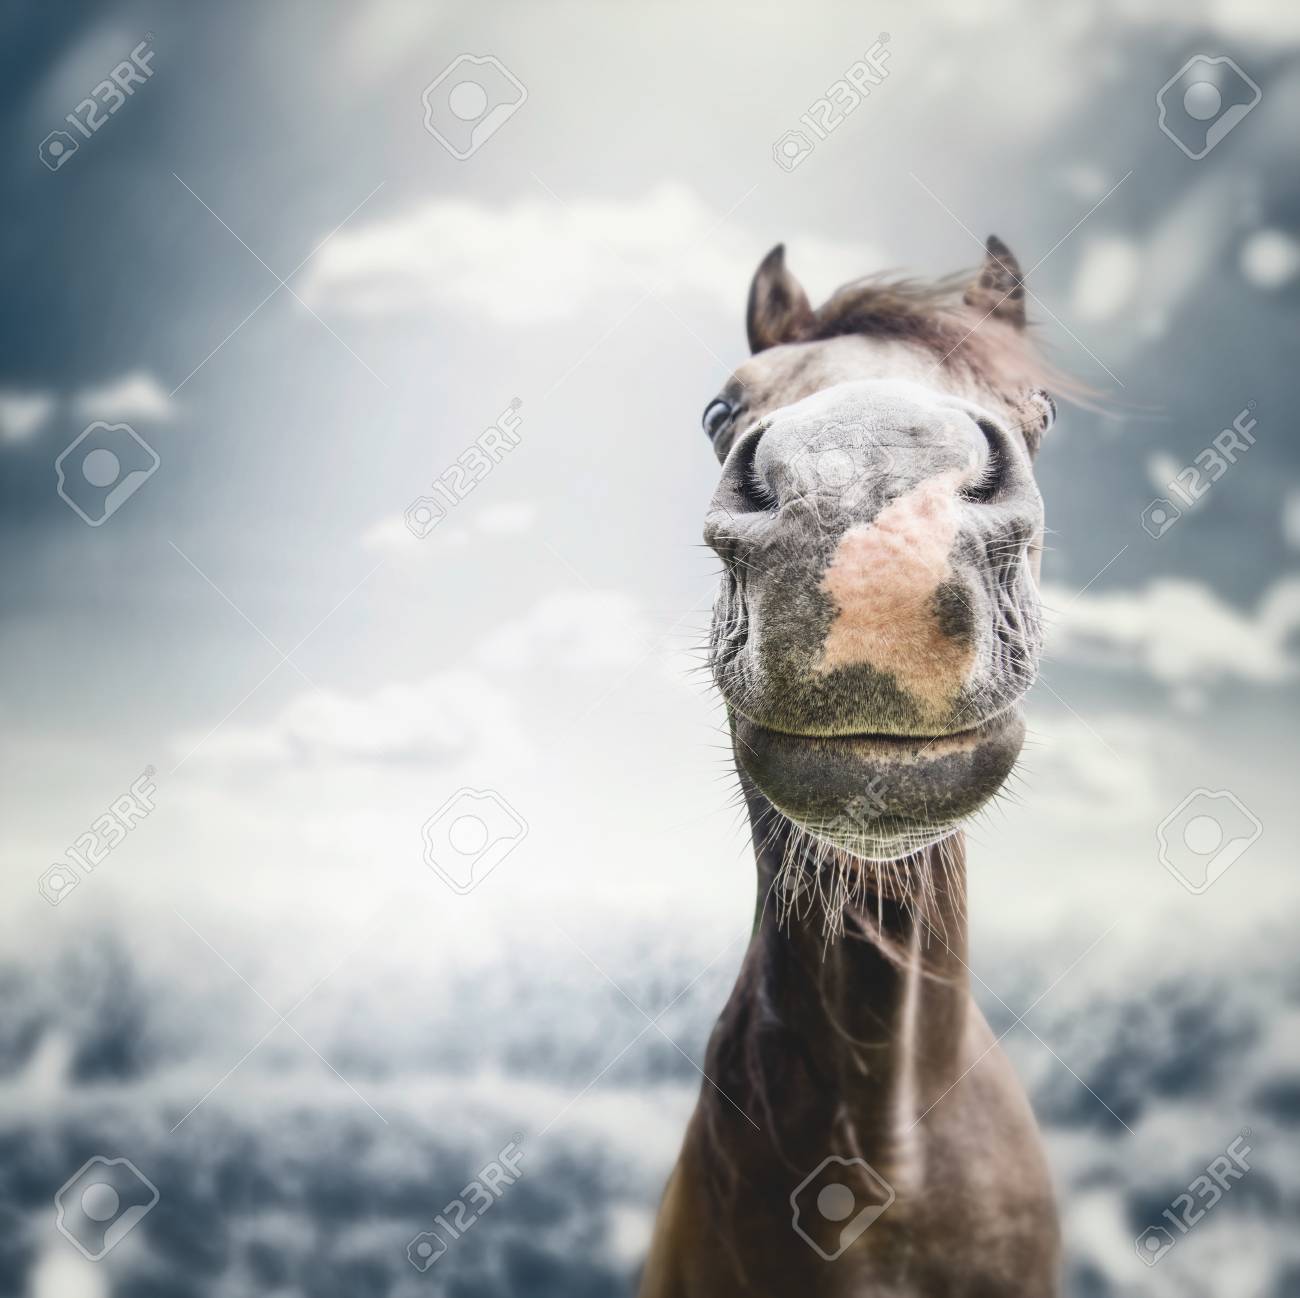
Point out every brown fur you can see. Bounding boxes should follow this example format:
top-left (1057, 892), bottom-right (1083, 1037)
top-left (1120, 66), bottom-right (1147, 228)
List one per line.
top-left (640, 240), bottom-right (1064, 1297)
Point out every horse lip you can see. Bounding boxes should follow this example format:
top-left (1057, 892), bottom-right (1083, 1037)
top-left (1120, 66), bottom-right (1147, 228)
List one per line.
top-left (731, 705), bottom-right (1022, 752)
top-left (730, 707), bottom-right (1027, 859)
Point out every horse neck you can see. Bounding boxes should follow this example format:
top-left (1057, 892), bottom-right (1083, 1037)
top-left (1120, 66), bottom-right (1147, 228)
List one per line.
top-left (706, 791), bottom-right (973, 1169)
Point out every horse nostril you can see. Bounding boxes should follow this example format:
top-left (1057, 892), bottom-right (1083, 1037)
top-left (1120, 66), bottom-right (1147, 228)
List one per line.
top-left (720, 422), bottom-right (779, 515)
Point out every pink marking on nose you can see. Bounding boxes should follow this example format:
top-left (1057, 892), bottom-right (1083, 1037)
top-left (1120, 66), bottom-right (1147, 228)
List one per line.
top-left (814, 465), bottom-right (975, 717)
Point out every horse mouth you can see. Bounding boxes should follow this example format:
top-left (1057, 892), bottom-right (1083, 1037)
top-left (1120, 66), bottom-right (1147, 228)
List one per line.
top-left (730, 708), bottom-right (1026, 861)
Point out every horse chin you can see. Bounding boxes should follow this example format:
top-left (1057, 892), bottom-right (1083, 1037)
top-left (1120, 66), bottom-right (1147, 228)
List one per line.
top-left (730, 708), bottom-right (1026, 862)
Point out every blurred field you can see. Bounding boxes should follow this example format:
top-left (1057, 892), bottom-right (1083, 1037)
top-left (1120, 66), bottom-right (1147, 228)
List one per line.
top-left (2, 926), bottom-right (1296, 1297)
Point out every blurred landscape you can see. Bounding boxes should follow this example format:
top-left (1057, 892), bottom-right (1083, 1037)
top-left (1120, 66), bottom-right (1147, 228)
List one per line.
top-left (3, 924), bottom-right (1298, 1298)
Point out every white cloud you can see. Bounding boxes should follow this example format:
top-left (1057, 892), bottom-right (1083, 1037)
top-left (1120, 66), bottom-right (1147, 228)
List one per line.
top-left (330, 0), bottom-right (442, 85)
top-left (478, 590), bottom-right (653, 672)
top-left (178, 669), bottom-right (524, 768)
top-left (1284, 490), bottom-right (1300, 550)
top-left (1058, 1191), bottom-right (1133, 1293)
top-left (1044, 576), bottom-right (1300, 686)
top-left (1, 374), bottom-right (173, 442)
top-left (74, 371), bottom-right (173, 421)
top-left (1145, 450), bottom-right (1182, 496)
top-left (360, 501), bottom-right (537, 558)
top-left (1054, 162), bottom-right (1110, 203)
top-left (605, 1204), bottom-right (656, 1268)
top-left (174, 589), bottom-right (658, 773)
top-left (300, 184), bottom-right (877, 324)
top-left (1022, 708), bottom-right (1164, 823)
top-left (1137, 178), bottom-right (1235, 322)
top-left (0, 389), bottom-right (54, 441)
top-left (476, 501), bottom-right (537, 535)
top-left (1067, 177), bottom-right (1236, 348)
top-left (1203, 0), bottom-right (1300, 41)
top-left (1240, 228), bottom-right (1300, 290)
top-left (28, 1249), bottom-right (108, 1298)
top-left (360, 514), bottom-right (418, 555)
top-left (1070, 235), bottom-right (1140, 322)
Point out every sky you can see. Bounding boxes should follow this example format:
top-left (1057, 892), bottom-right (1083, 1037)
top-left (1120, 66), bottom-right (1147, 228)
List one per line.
top-left (0, 2), bottom-right (1298, 1296)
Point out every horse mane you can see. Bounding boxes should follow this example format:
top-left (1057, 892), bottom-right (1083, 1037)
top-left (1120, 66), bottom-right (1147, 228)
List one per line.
top-left (794, 271), bottom-right (1086, 441)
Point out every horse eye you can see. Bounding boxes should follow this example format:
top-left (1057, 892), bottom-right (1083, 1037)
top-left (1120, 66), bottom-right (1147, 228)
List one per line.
top-left (702, 398), bottom-right (733, 442)
top-left (1029, 389), bottom-right (1057, 430)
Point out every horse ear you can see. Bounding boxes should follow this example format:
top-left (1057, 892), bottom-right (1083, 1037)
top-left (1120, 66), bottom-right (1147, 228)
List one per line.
top-left (964, 235), bottom-right (1026, 328)
top-left (747, 244), bottom-right (814, 352)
